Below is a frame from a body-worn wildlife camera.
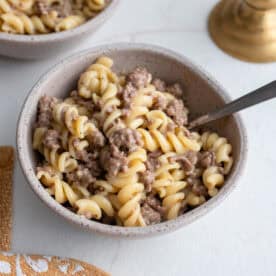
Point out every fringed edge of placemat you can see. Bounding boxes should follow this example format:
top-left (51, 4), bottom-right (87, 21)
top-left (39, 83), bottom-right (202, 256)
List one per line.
top-left (0, 146), bottom-right (14, 251)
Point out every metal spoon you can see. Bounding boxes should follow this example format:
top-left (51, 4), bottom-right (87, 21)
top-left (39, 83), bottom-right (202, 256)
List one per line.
top-left (188, 81), bottom-right (276, 129)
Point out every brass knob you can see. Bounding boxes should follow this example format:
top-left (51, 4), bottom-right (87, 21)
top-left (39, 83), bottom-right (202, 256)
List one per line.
top-left (246, 0), bottom-right (276, 9)
top-left (208, 0), bottom-right (276, 62)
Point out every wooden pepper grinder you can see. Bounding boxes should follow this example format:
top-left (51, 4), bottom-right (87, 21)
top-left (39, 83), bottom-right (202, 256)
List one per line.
top-left (208, 0), bottom-right (276, 62)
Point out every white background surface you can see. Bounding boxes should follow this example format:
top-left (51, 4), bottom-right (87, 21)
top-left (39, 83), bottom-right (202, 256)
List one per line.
top-left (1, 1), bottom-right (276, 275)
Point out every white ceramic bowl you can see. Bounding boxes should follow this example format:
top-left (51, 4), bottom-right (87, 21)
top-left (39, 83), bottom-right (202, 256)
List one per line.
top-left (17, 43), bottom-right (248, 238)
top-left (0, 0), bottom-right (119, 59)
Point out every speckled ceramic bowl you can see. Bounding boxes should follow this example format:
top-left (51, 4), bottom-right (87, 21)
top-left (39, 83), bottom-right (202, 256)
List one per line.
top-left (17, 43), bottom-right (248, 238)
top-left (0, 0), bottom-right (119, 59)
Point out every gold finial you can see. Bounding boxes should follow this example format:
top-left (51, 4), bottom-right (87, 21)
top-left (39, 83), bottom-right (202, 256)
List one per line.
top-left (208, 0), bottom-right (276, 63)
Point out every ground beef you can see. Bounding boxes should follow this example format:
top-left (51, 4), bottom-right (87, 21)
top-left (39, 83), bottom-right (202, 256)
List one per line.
top-left (71, 138), bottom-right (88, 160)
top-left (100, 144), bottom-right (128, 177)
top-left (70, 138), bottom-right (102, 177)
top-left (198, 151), bottom-right (216, 168)
top-left (83, 153), bottom-right (103, 177)
top-left (127, 67), bottom-right (152, 89)
top-left (179, 201), bottom-right (189, 215)
top-left (192, 182), bottom-right (208, 197)
top-left (35, 0), bottom-right (72, 17)
top-left (88, 184), bottom-right (106, 195)
top-left (166, 122), bottom-right (177, 132)
top-left (103, 104), bottom-right (115, 115)
top-left (152, 78), bottom-right (167, 92)
top-left (36, 95), bottom-right (58, 128)
top-left (87, 129), bottom-right (106, 149)
top-left (152, 95), bottom-right (167, 110)
top-left (66, 165), bottom-right (95, 188)
top-left (139, 150), bottom-right (162, 193)
top-left (141, 204), bottom-right (161, 225)
top-left (35, 0), bottom-right (48, 15)
top-left (121, 108), bottom-right (131, 117)
top-left (186, 176), bottom-right (201, 187)
top-left (186, 175), bottom-right (208, 197)
top-left (169, 151), bottom-right (198, 174)
top-left (165, 99), bottom-right (188, 126)
top-left (101, 216), bottom-right (116, 225)
top-left (43, 129), bottom-right (61, 150)
top-left (55, 0), bottom-right (72, 17)
top-left (145, 195), bottom-right (165, 213)
top-left (70, 90), bottom-right (95, 112)
top-left (146, 150), bottom-right (162, 171)
top-left (141, 195), bottom-right (165, 225)
top-left (187, 168), bottom-right (203, 180)
top-left (167, 83), bottom-right (183, 98)
top-left (139, 171), bottom-right (155, 193)
top-left (109, 128), bottom-right (142, 153)
top-left (119, 82), bottom-right (137, 109)
top-left (37, 164), bottom-right (56, 177)
top-left (119, 67), bottom-right (152, 110)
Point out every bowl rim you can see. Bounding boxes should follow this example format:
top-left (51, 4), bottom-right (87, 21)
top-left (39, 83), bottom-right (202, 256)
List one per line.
top-left (0, 0), bottom-right (119, 43)
top-left (17, 42), bottom-right (248, 238)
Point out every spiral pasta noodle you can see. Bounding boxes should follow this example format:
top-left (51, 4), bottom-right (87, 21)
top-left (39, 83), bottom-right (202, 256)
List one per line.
top-left (124, 85), bottom-right (155, 129)
top-left (201, 131), bottom-right (233, 173)
top-left (78, 56), bottom-right (119, 101)
top-left (108, 148), bottom-right (147, 226)
top-left (52, 102), bottom-right (99, 139)
top-left (37, 165), bottom-right (80, 205)
top-left (152, 153), bottom-right (187, 198)
top-left (75, 195), bottom-right (114, 219)
top-left (33, 127), bottom-right (78, 172)
top-left (0, 0), bottom-right (13, 13)
top-left (86, 0), bottom-right (106, 12)
top-left (0, 12), bottom-right (50, 34)
top-left (138, 127), bottom-right (201, 154)
top-left (149, 153), bottom-right (186, 220)
top-left (68, 136), bottom-right (89, 159)
top-left (99, 83), bottom-right (125, 137)
top-left (202, 166), bottom-right (224, 196)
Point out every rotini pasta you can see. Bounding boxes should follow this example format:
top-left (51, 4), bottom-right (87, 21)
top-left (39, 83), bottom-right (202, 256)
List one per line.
top-left (33, 127), bottom-right (78, 172)
top-left (37, 165), bottom-right (79, 205)
top-left (33, 56), bottom-right (234, 227)
top-left (52, 102), bottom-right (98, 139)
top-left (202, 166), bottom-right (224, 196)
top-left (201, 131), bottom-right (233, 173)
top-left (99, 83), bottom-right (125, 137)
top-left (75, 195), bottom-right (114, 219)
top-left (149, 152), bottom-right (187, 219)
top-left (0, 0), bottom-right (109, 34)
top-left (124, 85), bottom-right (155, 129)
top-left (78, 56), bottom-right (118, 100)
top-left (138, 126), bottom-right (201, 154)
top-left (109, 148), bottom-right (147, 226)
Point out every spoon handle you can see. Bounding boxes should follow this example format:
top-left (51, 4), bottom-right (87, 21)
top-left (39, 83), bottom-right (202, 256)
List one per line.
top-left (189, 80), bottom-right (276, 129)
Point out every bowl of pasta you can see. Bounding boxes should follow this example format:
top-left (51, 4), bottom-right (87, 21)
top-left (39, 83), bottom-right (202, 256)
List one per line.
top-left (0, 0), bottom-right (119, 59)
top-left (17, 43), bottom-right (247, 237)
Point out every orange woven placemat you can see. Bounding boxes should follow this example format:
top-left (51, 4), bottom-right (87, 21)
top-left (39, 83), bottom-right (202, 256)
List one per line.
top-left (0, 146), bottom-right (14, 251)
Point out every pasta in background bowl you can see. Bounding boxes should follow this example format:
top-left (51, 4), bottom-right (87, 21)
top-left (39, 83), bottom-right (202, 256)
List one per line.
top-left (0, 0), bottom-right (119, 59)
top-left (17, 43), bottom-right (247, 238)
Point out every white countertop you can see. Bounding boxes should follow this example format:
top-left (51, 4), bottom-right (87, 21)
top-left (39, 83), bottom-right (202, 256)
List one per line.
top-left (1, 1), bottom-right (276, 275)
